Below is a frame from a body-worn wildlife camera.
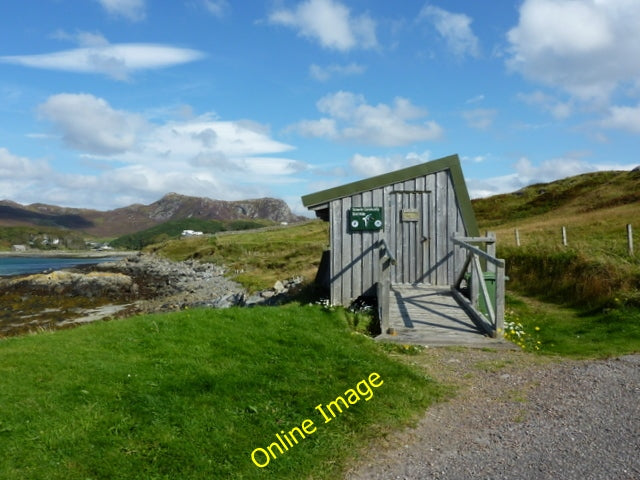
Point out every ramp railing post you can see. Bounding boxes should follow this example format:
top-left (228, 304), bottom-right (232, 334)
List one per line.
top-left (377, 239), bottom-right (396, 334)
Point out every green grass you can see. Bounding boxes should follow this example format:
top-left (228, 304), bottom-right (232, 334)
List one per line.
top-left (0, 303), bottom-right (445, 479)
top-left (471, 169), bottom-right (640, 357)
top-left (502, 245), bottom-right (640, 309)
top-left (0, 225), bottom-right (89, 251)
top-left (505, 294), bottom-right (640, 358)
top-left (110, 218), bottom-right (273, 251)
top-left (148, 221), bottom-right (329, 292)
top-left (473, 169), bottom-right (640, 229)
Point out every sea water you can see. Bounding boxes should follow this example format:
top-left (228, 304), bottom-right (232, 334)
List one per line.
top-left (0, 256), bottom-right (120, 276)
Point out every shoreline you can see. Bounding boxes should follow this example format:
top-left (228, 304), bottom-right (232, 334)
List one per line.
top-left (1, 252), bottom-right (299, 337)
top-left (0, 253), bottom-right (246, 337)
top-left (0, 250), bottom-right (137, 258)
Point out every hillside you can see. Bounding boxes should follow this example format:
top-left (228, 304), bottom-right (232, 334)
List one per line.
top-left (149, 220), bottom-right (329, 292)
top-left (109, 218), bottom-right (269, 250)
top-left (472, 168), bottom-right (640, 252)
top-left (0, 194), bottom-right (303, 238)
top-left (472, 168), bottom-right (640, 315)
top-left (473, 168), bottom-right (640, 230)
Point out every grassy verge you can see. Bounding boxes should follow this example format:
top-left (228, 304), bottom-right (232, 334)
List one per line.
top-left (496, 242), bottom-right (640, 358)
top-left (502, 245), bottom-right (640, 309)
top-left (147, 221), bottom-right (329, 292)
top-left (505, 293), bottom-right (640, 358)
top-left (474, 176), bottom-right (640, 359)
top-left (0, 303), bottom-right (446, 480)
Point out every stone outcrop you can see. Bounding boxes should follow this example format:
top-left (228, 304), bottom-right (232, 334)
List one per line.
top-left (3, 270), bottom-right (136, 300)
top-left (1, 253), bottom-right (307, 336)
top-left (243, 277), bottom-right (305, 307)
top-left (91, 253), bottom-right (245, 311)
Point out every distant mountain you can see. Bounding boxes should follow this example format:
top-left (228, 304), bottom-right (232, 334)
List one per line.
top-left (0, 194), bottom-right (304, 237)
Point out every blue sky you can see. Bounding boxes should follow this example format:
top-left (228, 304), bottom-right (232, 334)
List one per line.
top-left (1, 0), bottom-right (639, 215)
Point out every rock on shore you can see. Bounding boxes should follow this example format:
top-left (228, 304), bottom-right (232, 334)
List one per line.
top-left (1, 253), bottom-right (305, 336)
top-left (4, 270), bottom-right (137, 299)
top-left (89, 253), bottom-right (247, 312)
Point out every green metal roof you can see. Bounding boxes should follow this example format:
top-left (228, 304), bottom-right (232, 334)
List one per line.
top-left (301, 154), bottom-right (479, 236)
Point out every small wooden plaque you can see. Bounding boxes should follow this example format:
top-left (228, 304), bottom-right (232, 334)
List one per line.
top-left (401, 209), bottom-right (420, 222)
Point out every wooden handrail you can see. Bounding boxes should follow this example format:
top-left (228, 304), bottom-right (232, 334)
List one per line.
top-left (378, 238), bottom-right (396, 265)
top-left (451, 234), bottom-right (505, 338)
top-left (452, 236), bottom-right (504, 267)
top-left (452, 236), bottom-right (496, 244)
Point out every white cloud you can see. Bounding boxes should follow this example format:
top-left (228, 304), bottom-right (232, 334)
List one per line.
top-left (0, 43), bottom-right (204, 81)
top-left (51, 30), bottom-right (110, 47)
top-left (419, 4), bottom-right (479, 58)
top-left (517, 91), bottom-right (573, 120)
top-left (202, 0), bottom-right (229, 17)
top-left (242, 157), bottom-right (307, 177)
top-left (97, 0), bottom-right (146, 21)
top-left (38, 93), bottom-right (147, 155)
top-left (462, 155), bottom-right (486, 164)
top-left (0, 148), bottom-right (51, 180)
top-left (294, 117), bottom-right (338, 138)
top-left (467, 174), bottom-right (522, 199)
top-left (507, 0), bottom-right (640, 102)
top-left (462, 109), bottom-right (497, 130)
top-left (309, 62), bottom-right (365, 82)
top-left (601, 104), bottom-right (640, 134)
top-left (19, 95), bottom-right (306, 209)
top-left (350, 151), bottom-right (432, 177)
top-left (268, 0), bottom-right (377, 51)
top-left (0, 148), bottom-right (64, 205)
top-left (137, 118), bottom-right (295, 161)
top-left (465, 94), bottom-right (485, 104)
top-left (291, 91), bottom-right (443, 146)
top-left (513, 156), bottom-right (593, 184)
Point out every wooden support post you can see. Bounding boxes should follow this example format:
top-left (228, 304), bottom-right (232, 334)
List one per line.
top-left (486, 231), bottom-right (496, 257)
top-left (377, 239), bottom-right (396, 334)
top-left (514, 228), bottom-right (521, 247)
top-left (495, 264), bottom-right (505, 337)
top-left (562, 226), bottom-right (568, 247)
top-left (628, 224), bottom-right (634, 257)
top-left (486, 231), bottom-right (497, 274)
top-left (378, 266), bottom-right (391, 333)
top-left (469, 253), bottom-right (479, 308)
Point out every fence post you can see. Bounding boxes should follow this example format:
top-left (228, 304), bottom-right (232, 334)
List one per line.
top-left (628, 224), bottom-right (634, 257)
top-left (514, 228), bottom-right (521, 247)
top-left (562, 226), bottom-right (568, 247)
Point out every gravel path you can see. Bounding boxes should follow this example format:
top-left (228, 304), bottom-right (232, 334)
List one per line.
top-left (345, 349), bottom-right (640, 480)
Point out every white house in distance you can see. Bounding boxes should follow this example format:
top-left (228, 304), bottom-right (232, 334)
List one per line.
top-left (181, 230), bottom-right (204, 237)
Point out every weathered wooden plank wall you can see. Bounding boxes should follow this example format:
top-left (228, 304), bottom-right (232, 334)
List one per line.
top-left (329, 169), bottom-right (469, 306)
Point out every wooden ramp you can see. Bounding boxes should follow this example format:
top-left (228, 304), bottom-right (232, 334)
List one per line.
top-left (376, 284), bottom-right (511, 348)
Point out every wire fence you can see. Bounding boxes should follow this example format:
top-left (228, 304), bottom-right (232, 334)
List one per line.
top-left (512, 224), bottom-right (634, 257)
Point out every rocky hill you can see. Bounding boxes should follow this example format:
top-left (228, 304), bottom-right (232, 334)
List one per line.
top-left (0, 194), bottom-right (303, 237)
